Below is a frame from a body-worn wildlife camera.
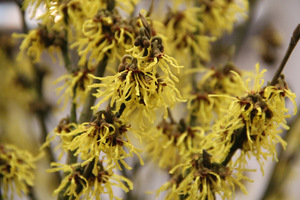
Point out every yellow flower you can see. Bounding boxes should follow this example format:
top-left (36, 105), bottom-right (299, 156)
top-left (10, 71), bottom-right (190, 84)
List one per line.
top-left (156, 151), bottom-right (250, 200)
top-left (23, 0), bottom-right (139, 30)
top-left (187, 63), bottom-right (248, 127)
top-left (71, 9), bottom-right (135, 67)
top-left (90, 54), bottom-right (183, 129)
top-left (85, 162), bottom-right (133, 200)
top-left (54, 68), bottom-right (93, 108)
top-left (144, 119), bottom-right (206, 169)
top-left (64, 109), bottom-right (143, 174)
top-left (13, 25), bottom-right (65, 63)
top-left (0, 144), bottom-right (38, 200)
top-left (40, 117), bottom-right (77, 160)
top-left (212, 64), bottom-right (297, 172)
top-left (198, 0), bottom-right (249, 37)
top-left (48, 161), bottom-right (133, 200)
top-left (47, 163), bottom-right (88, 199)
top-left (161, 7), bottom-right (214, 64)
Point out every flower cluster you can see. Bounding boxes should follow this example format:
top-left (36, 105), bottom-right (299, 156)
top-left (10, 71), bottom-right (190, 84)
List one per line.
top-left (145, 118), bottom-right (206, 169)
top-left (90, 16), bottom-right (184, 129)
top-left (187, 63), bottom-right (247, 128)
top-left (55, 68), bottom-right (93, 108)
top-left (212, 64), bottom-right (297, 171)
top-left (71, 9), bottom-right (136, 67)
top-left (0, 144), bottom-right (38, 200)
top-left (7, 0), bottom-right (299, 200)
top-left (157, 151), bottom-right (250, 200)
top-left (48, 162), bottom-right (133, 200)
top-left (46, 107), bottom-right (142, 199)
top-left (13, 25), bottom-right (66, 62)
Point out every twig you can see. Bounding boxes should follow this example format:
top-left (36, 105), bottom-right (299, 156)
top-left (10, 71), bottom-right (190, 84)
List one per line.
top-left (270, 24), bottom-right (300, 86)
top-left (69, 159), bottom-right (95, 200)
top-left (15, 0), bottom-right (62, 189)
top-left (221, 126), bottom-right (247, 166)
top-left (119, 160), bottom-right (140, 200)
top-left (28, 186), bottom-right (37, 200)
top-left (167, 108), bottom-right (176, 124)
top-left (58, 53), bottom-right (108, 200)
top-left (0, 181), bottom-right (3, 200)
top-left (78, 55), bottom-right (109, 123)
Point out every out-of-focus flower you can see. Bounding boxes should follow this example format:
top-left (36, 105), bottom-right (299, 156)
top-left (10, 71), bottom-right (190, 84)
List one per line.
top-left (71, 9), bottom-right (135, 67)
top-left (55, 68), bottom-right (93, 108)
top-left (187, 63), bottom-right (247, 128)
top-left (145, 119), bottom-right (206, 169)
top-left (197, 0), bottom-right (249, 37)
top-left (13, 25), bottom-right (65, 63)
top-left (161, 7), bottom-right (214, 65)
top-left (0, 144), bottom-right (38, 200)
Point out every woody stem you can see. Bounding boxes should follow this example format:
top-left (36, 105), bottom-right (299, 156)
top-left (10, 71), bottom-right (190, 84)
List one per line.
top-left (270, 24), bottom-right (300, 86)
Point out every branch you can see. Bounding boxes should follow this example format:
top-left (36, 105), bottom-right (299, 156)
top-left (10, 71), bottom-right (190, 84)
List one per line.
top-left (270, 24), bottom-right (300, 86)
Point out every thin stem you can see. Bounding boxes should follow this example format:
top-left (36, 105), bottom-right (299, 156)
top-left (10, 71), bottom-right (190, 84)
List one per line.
top-left (58, 55), bottom-right (108, 200)
top-left (270, 24), bottom-right (300, 86)
top-left (106, 0), bottom-right (115, 11)
top-left (70, 159), bottom-right (95, 200)
top-left (167, 108), bottom-right (175, 124)
top-left (78, 55), bottom-right (109, 123)
top-left (221, 126), bottom-right (247, 166)
top-left (61, 40), bottom-right (71, 72)
top-left (28, 186), bottom-right (37, 200)
top-left (15, 0), bottom-right (62, 186)
top-left (0, 181), bottom-right (3, 200)
top-left (66, 84), bottom-right (78, 165)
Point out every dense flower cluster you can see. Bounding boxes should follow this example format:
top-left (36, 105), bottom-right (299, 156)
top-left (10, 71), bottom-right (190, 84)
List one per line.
top-left (0, 144), bottom-right (38, 200)
top-left (5, 0), bottom-right (299, 200)
top-left (55, 68), bottom-right (93, 108)
top-left (157, 151), bottom-right (250, 200)
top-left (187, 63), bottom-right (247, 128)
top-left (90, 18), bottom-right (184, 128)
top-left (48, 162), bottom-right (133, 200)
top-left (212, 64), bottom-right (297, 172)
top-left (145, 119), bottom-right (206, 169)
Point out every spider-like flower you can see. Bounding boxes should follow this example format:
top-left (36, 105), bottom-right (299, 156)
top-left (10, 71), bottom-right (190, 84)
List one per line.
top-left (197, 0), bottom-right (249, 37)
top-left (144, 119), bottom-right (206, 169)
top-left (64, 108), bottom-right (143, 173)
top-left (187, 63), bottom-right (247, 127)
top-left (13, 25), bottom-right (65, 62)
top-left (0, 144), bottom-right (38, 200)
top-left (161, 7), bottom-right (214, 65)
top-left (90, 54), bottom-right (183, 129)
top-left (212, 64), bottom-right (297, 172)
top-left (156, 151), bottom-right (250, 200)
top-left (71, 9), bottom-right (135, 67)
top-left (40, 117), bottom-right (77, 160)
top-left (23, 0), bottom-right (140, 25)
top-left (85, 162), bottom-right (133, 200)
top-left (55, 68), bottom-right (93, 108)
top-left (48, 162), bottom-right (133, 200)
top-left (48, 163), bottom-right (87, 200)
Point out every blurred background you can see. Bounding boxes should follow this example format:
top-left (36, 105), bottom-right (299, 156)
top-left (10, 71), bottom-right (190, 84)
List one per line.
top-left (0, 0), bottom-right (300, 199)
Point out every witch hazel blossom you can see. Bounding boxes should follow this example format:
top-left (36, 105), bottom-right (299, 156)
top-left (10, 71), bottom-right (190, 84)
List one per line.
top-left (6, 0), bottom-right (300, 199)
